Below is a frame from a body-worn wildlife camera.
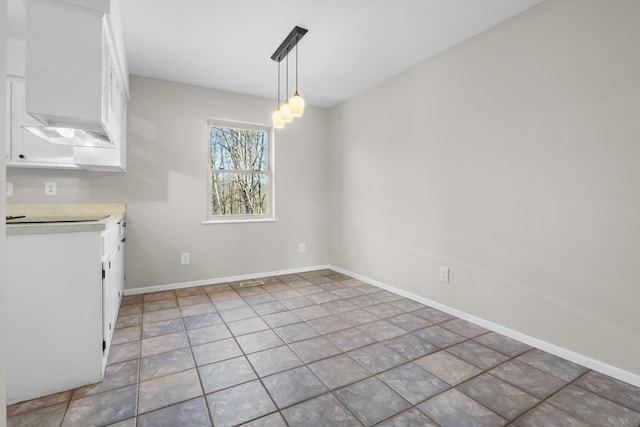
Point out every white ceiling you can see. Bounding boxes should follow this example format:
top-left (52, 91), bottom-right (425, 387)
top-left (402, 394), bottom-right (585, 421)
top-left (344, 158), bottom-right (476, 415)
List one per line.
top-left (8, 0), bottom-right (543, 108)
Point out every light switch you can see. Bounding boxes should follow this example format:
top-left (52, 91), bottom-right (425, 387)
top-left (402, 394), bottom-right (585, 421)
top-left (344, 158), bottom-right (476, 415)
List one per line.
top-left (6, 182), bottom-right (14, 197)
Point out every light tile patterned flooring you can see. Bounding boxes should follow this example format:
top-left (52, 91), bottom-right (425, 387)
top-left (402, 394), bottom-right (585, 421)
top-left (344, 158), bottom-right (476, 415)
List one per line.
top-left (7, 269), bottom-right (640, 426)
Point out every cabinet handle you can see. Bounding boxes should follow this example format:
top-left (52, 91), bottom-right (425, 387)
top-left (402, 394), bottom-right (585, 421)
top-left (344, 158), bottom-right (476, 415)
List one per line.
top-left (18, 154), bottom-right (25, 159)
top-left (121, 238), bottom-right (126, 243)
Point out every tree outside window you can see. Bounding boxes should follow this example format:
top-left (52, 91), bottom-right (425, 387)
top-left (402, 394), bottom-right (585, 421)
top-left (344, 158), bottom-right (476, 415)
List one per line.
top-left (207, 120), bottom-right (273, 221)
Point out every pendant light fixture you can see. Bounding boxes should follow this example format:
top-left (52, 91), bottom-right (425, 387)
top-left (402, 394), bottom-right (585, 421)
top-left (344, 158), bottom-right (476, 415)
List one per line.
top-left (271, 26), bottom-right (307, 128)
top-left (288, 44), bottom-right (305, 117)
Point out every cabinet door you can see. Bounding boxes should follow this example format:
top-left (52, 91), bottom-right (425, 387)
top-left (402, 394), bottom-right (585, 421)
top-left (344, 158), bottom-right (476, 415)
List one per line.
top-left (9, 79), bottom-right (78, 167)
top-left (102, 255), bottom-right (119, 350)
top-left (118, 78), bottom-right (128, 171)
top-left (101, 28), bottom-right (122, 145)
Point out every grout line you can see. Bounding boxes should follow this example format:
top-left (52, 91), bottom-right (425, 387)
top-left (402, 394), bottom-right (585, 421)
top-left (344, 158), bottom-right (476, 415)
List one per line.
top-left (510, 370), bottom-right (596, 426)
top-left (177, 285), bottom-right (217, 427)
top-left (229, 314), bottom-right (280, 424)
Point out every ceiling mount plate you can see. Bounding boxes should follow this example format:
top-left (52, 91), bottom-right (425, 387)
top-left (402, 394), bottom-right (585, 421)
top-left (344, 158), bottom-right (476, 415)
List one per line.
top-left (271, 26), bottom-right (308, 62)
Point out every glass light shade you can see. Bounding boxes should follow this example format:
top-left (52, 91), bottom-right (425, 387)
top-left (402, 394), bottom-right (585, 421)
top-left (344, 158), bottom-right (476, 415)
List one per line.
top-left (272, 110), bottom-right (284, 128)
top-left (289, 92), bottom-right (305, 117)
top-left (280, 102), bottom-right (293, 123)
top-left (56, 128), bottom-right (76, 138)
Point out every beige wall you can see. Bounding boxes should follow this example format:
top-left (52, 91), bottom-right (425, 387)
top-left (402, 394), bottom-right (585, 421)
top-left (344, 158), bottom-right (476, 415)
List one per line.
top-left (7, 76), bottom-right (331, 289)
top-left (329, 0), bottom-right (640, 376)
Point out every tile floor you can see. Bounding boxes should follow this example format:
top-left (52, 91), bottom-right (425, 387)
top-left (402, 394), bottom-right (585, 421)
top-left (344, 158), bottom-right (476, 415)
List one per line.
top-left (6, 269), bottom-right (640, 427)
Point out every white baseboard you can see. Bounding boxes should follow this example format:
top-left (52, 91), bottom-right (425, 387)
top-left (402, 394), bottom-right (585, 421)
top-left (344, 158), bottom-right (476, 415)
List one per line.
top-left (123, 264), bottom-right (331, 296)
top-left (329, 265), bottom-right (640, 388)
top-left (124, 263), bottom-right (639, 388)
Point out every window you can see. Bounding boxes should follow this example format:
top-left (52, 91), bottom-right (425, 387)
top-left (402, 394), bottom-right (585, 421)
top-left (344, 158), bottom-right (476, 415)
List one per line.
top-left (207, 120), bottom-right (274, 222)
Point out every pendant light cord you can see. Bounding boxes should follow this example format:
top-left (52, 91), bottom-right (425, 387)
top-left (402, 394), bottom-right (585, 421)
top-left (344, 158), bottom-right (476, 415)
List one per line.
top-left (277, 61), bottom-right (281, 107)
top-left (295, 43), bottom-right (299, 93)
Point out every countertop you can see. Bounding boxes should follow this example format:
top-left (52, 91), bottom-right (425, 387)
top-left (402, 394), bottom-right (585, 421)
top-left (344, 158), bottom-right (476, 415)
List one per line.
top-left (6, 203), bottom-right (125, 236)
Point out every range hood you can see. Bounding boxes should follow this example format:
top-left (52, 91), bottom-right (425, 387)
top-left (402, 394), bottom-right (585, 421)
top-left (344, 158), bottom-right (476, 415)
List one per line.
top-left (23, 126), bottom-right (115, 148)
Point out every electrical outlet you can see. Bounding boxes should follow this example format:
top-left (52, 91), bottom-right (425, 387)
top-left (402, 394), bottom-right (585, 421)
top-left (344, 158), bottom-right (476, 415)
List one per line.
top-left (299, 243), bottom-right (306, 253)
top-left (181, 252), bottom-right (190, 265)
top-left (44, 182), bottom-right (57, 196)
top-left (439, 266), bottom-right (450, 283)
top-left (6, 182), bottom-right (14, 197)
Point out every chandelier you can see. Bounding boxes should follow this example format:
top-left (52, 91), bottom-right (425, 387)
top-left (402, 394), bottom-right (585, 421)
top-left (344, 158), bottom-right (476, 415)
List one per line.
top-left (271, 26), bottom-right (308, 129)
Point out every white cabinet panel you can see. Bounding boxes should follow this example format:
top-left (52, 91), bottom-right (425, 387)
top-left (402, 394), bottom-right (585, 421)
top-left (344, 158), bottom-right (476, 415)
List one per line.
top-left (5, 0), bottom-right (128, 171)
top-left (6, 231), bottom-right (103, 403)
top-left (6, 217), bottom-right (125, 404)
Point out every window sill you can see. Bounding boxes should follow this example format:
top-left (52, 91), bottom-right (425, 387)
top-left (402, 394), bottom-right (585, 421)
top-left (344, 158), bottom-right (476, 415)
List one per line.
top-left (202, 218), bottom-right (279, 225)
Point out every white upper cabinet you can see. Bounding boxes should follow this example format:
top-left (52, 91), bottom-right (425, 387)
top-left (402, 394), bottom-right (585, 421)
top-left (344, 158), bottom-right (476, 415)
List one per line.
top-left (74, 32), bottom-right (128, 172)
top-left (12, 0), bottom-right (129, 171)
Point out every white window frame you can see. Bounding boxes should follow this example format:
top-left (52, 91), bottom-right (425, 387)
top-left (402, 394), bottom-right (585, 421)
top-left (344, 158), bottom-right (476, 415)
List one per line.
top-left (204, 119), bottom-right (276, 224)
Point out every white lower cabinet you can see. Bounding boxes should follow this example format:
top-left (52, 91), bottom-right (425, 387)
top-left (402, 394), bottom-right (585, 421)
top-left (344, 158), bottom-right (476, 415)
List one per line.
top-left (101, 220), bottom-right (125, 355)
top-left (6, 218), bottom-right (125, 404)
